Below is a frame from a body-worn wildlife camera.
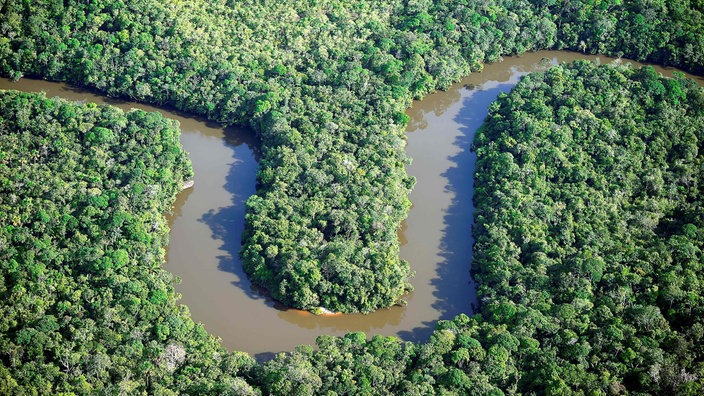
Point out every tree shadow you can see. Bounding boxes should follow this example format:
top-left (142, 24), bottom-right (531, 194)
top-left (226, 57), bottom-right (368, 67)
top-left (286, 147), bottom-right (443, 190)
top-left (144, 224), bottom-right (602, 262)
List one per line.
top-left (430, 82), bottom-right (520, 320)
top-left (101, 95), bottom-right (230, 131)
top-left (254, 351), bottom-right (278, 363)
top-left (406, 80), bottom-right (463, 133)
top-left (197, 126), bottom-right (269, 302)
top-left (395, 320), bottom-right (441, 344)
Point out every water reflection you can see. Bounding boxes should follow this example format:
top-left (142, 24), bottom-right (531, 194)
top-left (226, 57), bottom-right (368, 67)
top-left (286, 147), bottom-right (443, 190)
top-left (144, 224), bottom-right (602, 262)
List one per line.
top-left (406, 83), bottom-right (462, 133)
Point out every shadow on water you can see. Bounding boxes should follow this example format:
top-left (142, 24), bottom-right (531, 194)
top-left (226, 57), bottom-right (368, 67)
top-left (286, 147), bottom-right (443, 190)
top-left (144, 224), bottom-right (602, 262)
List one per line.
top-left (406, 84), bottom-right (462, 133)
top-left (396, 322), bottom-right (436, 345)
top-left (432, 62), bottom-right (540, 318)
top-left (399, 82), bottom-right (522, 336)
top-left (102, 95), bottom-right (231, 131)
top-left (198, 127), bottom-right (265, 301)
top-left (433, 85), bottom-right (517, 318)
top-left (164, 186), bottom-right (194, 264)
top-left (254, 351), bottom-right (279, 363)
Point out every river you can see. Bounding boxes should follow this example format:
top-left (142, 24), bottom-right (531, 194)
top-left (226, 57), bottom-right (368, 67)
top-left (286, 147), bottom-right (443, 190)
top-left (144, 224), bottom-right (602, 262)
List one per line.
top-left (2, 50), bottom-right (701, 358)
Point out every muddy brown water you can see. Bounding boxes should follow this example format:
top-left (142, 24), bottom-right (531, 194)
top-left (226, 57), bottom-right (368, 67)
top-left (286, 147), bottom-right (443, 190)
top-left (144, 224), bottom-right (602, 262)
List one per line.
top-left (3, 51), bottom-right (701, 358)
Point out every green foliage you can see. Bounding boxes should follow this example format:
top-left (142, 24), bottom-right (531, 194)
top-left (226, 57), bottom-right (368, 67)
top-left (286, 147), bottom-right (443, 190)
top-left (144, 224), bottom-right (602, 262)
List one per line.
top-left (471, 62), bottom-right (704, 394)
top-left (1, 0), bottom-right (704, 394)
top-left (546, 0), bottom-right (704, 73)
top-left (0, 0), bottom-right (562, 313)
top-left (257, 61), bottom-right (704, 396)
top-left (2, 0), bottom-right (701, 315)
top-left (0, 91), bottom-right (257, 395)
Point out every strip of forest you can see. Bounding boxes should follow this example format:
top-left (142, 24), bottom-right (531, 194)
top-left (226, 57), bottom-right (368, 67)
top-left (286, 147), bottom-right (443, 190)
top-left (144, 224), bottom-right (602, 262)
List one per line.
top-left (1, 0), bottom-right (704, 394)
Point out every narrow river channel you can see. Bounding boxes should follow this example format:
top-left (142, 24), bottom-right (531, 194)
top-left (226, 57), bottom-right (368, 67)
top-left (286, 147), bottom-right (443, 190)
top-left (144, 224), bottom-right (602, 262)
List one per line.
top-left (3, 50), bottom-right (701, 358)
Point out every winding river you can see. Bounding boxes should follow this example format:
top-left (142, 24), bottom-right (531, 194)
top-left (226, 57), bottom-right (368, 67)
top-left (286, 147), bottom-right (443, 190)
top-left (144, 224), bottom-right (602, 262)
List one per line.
top-left (2, 51), bottom-right (702, 358)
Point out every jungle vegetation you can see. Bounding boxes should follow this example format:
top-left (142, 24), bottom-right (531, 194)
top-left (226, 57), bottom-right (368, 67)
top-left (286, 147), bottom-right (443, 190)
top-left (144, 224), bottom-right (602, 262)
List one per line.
top-left (0, 91), bottom-right (258, 394)
top-left (1, 0), bottom-right (704, 394)
top-left (1, 0), bottom-right (702, 313)
top-left (254, 60), bottom-right (704, 396)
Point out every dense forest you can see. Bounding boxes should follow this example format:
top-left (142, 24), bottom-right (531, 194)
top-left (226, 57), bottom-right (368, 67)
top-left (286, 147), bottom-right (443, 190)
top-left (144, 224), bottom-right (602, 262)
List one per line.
top-left (2, 0), bottom-right (703, 313)
top-left (1, 0), bottom-right (704, 394)
top-left (0, 91), bottom-right (258, 394)
top-left (4, 59), bottom-right (702, 396)
top-left (470, 61), bottom-right (704, 394)
top-left (252, 61), bottom-right (704, 396)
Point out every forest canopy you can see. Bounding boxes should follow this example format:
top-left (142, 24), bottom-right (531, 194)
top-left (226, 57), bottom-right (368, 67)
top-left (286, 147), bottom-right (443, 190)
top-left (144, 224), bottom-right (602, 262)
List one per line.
top-left (470, 61), bottom-right (704, 395)
top-left (1, 0), bottom-right (704, 394)
top-left (256, 60), bottom-right (704, 396)
top-left (0, 90), bottom-right (258, 394)
top-left (3, 61), bottom-right (703, 395)
top-left (2, 0), bottom-right (703, 313)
